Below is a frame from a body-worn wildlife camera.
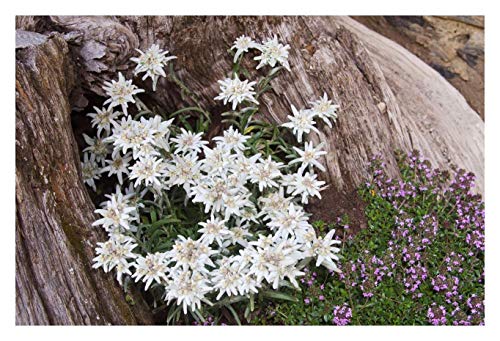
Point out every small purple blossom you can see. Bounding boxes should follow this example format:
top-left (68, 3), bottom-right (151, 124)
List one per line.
top-left (332, 303), bottom-right (352, 326)
top-left (427, 303), bottom-right (447, 325)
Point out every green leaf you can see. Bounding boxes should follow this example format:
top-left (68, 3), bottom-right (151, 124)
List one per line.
top-left (244, 304), bottom-right (250, 321)
top-left (261, 290), bottom-right (298, 303)
top-left (213, 295), bottom-right (248, 307)
top-left (250, 293), bottom-right (255, 312)
top-left (244, 125), bottom-right (259, 135)
top-left (151, 217), bottom-right (181, 229)
top-left (150, 209), bottom-right (157, 223)
top-left (224, 303), bottom-right (242, 326)
top-left (166, 304), bottom-right (182, 325)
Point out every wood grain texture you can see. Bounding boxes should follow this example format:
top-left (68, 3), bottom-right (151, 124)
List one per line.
top-left (352, 16), bottom-right (484, 119)
top-left (28, 16), bottom-right (481, 192)
top-left (15, 34), bottom-right (154, 325)
top-left (337, 17), bottom-right (484, 193)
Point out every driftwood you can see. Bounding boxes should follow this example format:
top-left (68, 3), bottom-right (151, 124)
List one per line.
top-left (15, 16), bottom-right (484, 325)
top-left (353, 16), bottom-right (484, 119)
top-left (15, 33), bottom-right (154, 325)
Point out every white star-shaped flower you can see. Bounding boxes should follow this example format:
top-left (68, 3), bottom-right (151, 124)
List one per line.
top-left (103, 72), bottom-right (144, 116)
top-left (254, 35), bottom-right (291, 71)
top-left (290, 141), bottom-right (327, 172)
top-left (214, 74), bottom-right (259, 110)
top-left (309, 92), bottom-right (340, 128)
top-left (130, 44), bottom-right (177, 91)
top-left (281, 105), bottom-right (320, 143)
top-left (231, 35), bottom-right (259, 63)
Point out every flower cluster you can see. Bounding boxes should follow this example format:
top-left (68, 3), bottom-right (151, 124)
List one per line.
top-left (353, 151), bottom-right (485, 325)
top-left (82, 36), bottom-right (343, 317)
top-left (244, 152), bottom-right (483, 326)
top-left (230, 34), bottom-right (290, 71)
top-left (282, 98), bottom-right (338, 143)
top-left (332, 303), bottom-right (353, 326)
top-left (427, 303), bottom-right (447, 326)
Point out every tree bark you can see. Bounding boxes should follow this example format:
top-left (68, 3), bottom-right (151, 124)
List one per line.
top-left (15, 16), bottom-right (484, 324)
top-left (15, 32), bottom-right (154, 325)
top-left (352, 16), bottom-right (484, 119)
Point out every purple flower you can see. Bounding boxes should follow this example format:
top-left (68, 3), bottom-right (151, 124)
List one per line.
top-left (427, 303), bottom-right (447, 325)
top-left (332, 303), bottom-right (352, 326)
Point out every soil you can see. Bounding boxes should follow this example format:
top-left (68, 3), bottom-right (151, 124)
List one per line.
top-left (306, 186), bottom-right (368, 237)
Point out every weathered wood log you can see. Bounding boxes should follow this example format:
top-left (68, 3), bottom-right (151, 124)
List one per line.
top-left (26, 16), bottom-right (482, 191)
top-left (336, 17), bottom-right (484, 193)
top-left (15, 32), bottom-right (154, 325)
top-left (352, 16), bottom-right (484, 119)
top-left (15, 16), bottom-right (484, 324)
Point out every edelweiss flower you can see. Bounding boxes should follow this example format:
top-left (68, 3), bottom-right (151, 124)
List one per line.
top-left (258, 187), bottom-right (292, 221)
top-left (254, 35), bottom-right (291, 71)
top-left (267, 203), bottom-right (312, 240)
top-left (268, 263), bottom-right (305, 289)
top-left (165, 269), bottom-right (211, 314)
top-left (81, 152), bottom-right (101, 191)
top-left (199, 145), bottom-right (236, 175)
top-left (165, 153), bottom-right (201, 193)
top-left (214, 75), bottom-right (259, 110)
top-left (222, 193), bottom-right (252, 220)
top-left (148, 115), bottom-right (174, 150)
top-left (287, 171), bottom-right (326, 204)
top-left (105, 116), bottom-right (157, 160)
top-left (282, 105), bottom-right (320, 143)
top-left (131, 44), bottom-right (177, 91)
top-left (190, 175), bottom-right (231, 214)
top-left (198, 215), bottom-right (230, 247)
top-left (248, 239), bottom-right (300, 287)
top-left (168, 236), bottom-right (216, 272)
top-left (238, 273), bottom-right (261, 295)
top-left (213, 126), bottom-right (249, 152)
top-left (232, 152), bottom-right (261, 177)
top-left (87, 40), bottom-right (344, 314)
top-left (227, 223), bottom-right (253, 247)
top-left (101, 153), bottom-right (132, 185)
top-left (83, 132), bottom-right (110, 166)
top-left (87, 106), bottom-right (121, 135)
top-left (134, 142), bottom-right (162, 160)
top-left (170, 128), bottom-right (208, 155)
top-left (248, 156), bottom-right (284, 192)
top-left (309, 92), bottom-right (340, 128)
top-left (309, 229), bottom-right (341, 271)
top-left (290, 141), bottom-right (327, 172)
top-left (132, 252), bottom-right (170, 290)
top-left (92, 192), bottom-right (137, 231)
top-left (103, 72), bottom-right (144, 116)
top-left (92, 238), bottom-right (137, 285)
top-left (239, 206), bottom-right (260, 224)
top-left (211, 257), bottom-right (244, 299)
top-left (231, 35), bottom-right (258, 63)
top-left (129, 155), bottom-right (166, 188)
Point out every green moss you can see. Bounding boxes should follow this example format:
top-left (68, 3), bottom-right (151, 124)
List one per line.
top-left (125, 294), bottom-right (136, 306)
top-left (60, 220), bottom-right (87, 257)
